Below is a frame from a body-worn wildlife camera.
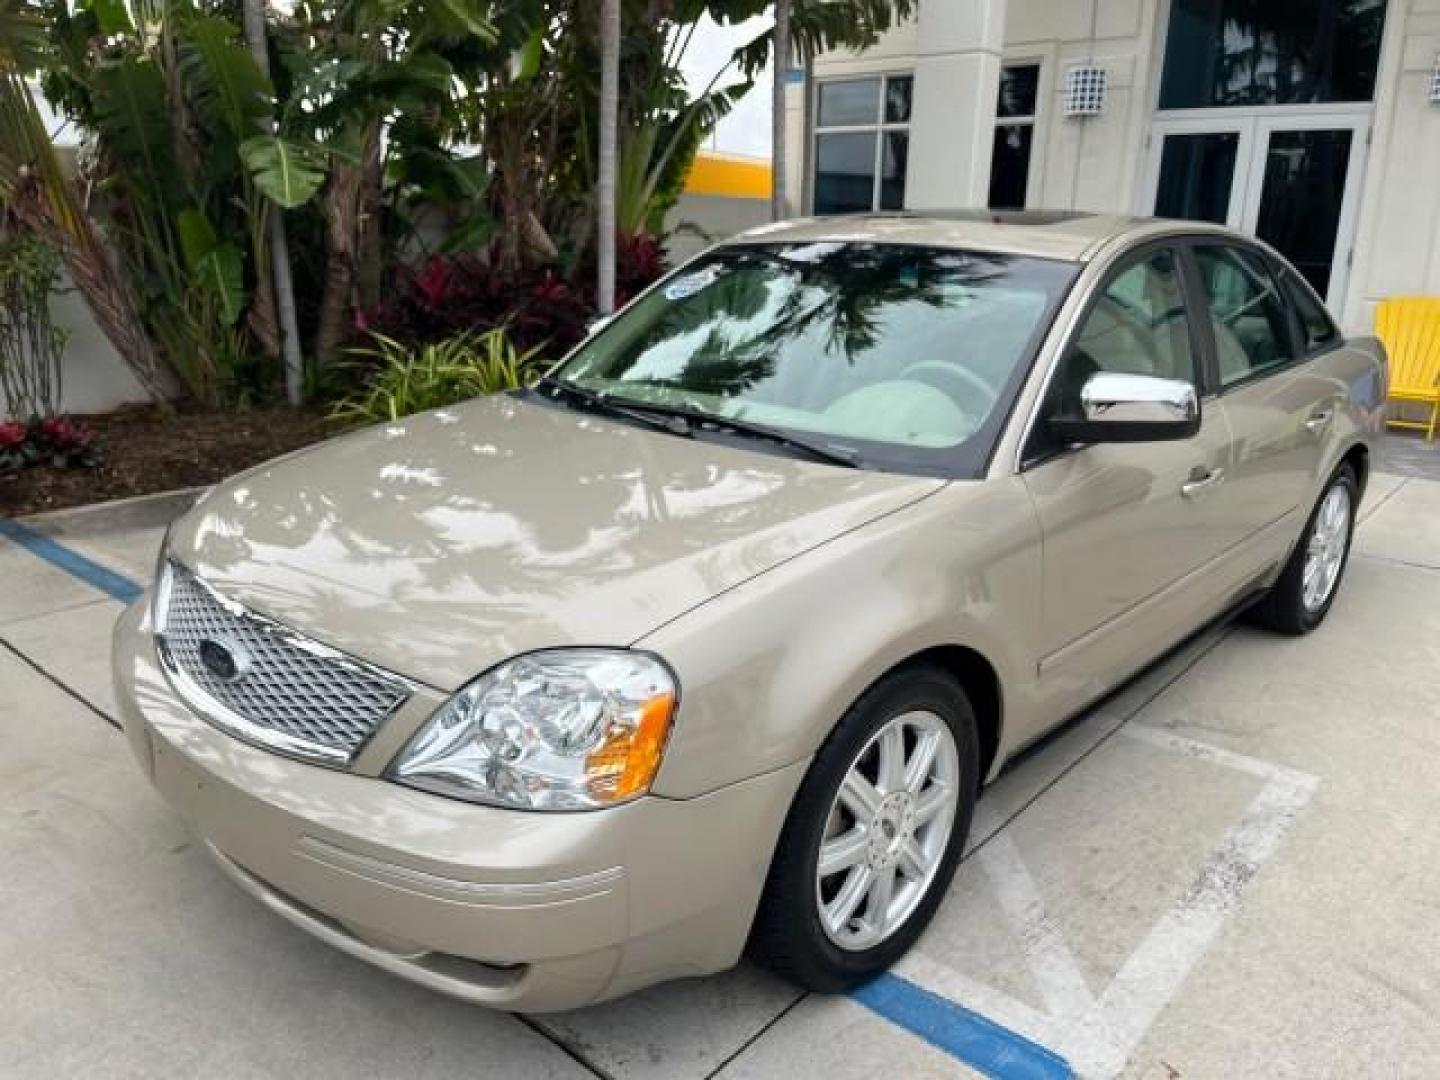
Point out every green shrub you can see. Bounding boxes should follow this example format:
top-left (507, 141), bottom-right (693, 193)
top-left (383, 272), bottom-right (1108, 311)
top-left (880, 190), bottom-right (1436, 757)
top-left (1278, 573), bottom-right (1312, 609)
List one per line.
top-left (329, 328), bottom-right (544, 426)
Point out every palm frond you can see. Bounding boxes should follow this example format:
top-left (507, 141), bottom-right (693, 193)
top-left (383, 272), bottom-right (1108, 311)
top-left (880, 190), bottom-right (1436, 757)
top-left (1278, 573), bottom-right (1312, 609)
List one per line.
top-left (733, 0), bottom-right (920, 76)
top-left (91, 57), bottom-right (178, 206)
top-left (0, 0), bottom-right (45, 74)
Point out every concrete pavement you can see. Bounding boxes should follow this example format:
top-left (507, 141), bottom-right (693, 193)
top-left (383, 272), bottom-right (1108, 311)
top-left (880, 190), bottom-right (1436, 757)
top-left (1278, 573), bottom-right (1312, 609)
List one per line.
top-left (2, 463), bottom-right (1438, 1078)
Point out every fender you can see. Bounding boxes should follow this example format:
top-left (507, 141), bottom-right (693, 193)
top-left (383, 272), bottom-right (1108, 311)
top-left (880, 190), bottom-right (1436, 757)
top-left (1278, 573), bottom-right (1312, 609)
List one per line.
top-left (640, 479), bottom-right (1045, 799)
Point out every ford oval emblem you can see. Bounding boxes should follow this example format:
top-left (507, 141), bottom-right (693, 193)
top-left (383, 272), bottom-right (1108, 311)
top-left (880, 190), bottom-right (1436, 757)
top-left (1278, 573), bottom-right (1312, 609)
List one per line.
top-left (197, 638), bottom-right (251, 684)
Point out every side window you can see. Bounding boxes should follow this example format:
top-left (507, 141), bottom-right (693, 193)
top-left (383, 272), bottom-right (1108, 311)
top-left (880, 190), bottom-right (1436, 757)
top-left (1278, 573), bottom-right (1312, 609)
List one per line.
top-left (1194, 246), bottom-right (1297, 388)
top-left (1280, 269), bottom-right (1340, 352)
top-left (1049, 247), bottom-right (1197, 419)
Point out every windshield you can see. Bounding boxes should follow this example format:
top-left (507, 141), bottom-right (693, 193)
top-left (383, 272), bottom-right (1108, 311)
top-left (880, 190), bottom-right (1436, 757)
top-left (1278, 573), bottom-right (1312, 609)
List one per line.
top-left (553, 242), bottom-right (1078, 475)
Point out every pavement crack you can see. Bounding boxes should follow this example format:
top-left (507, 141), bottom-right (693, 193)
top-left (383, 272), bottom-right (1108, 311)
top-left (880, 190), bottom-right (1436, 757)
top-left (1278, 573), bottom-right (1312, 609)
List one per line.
top-left (1357, 474), bottom-right (1407, 524)
top-left (704, 989), bottom-right (809, 1079)
top-left (513, 1014), bottom-right (618, 1080)
top-left (0, 636), bottom-right (120, 732)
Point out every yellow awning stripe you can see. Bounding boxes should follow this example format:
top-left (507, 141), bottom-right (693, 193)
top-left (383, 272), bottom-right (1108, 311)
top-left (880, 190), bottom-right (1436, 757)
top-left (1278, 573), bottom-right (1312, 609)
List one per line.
top-left (683, 152), bottom-right (773, 200)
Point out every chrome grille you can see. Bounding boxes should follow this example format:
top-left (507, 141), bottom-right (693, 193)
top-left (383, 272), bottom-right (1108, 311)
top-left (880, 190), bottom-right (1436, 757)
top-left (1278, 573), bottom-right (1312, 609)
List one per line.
top-left (155, 561), bottom-right (411, 766)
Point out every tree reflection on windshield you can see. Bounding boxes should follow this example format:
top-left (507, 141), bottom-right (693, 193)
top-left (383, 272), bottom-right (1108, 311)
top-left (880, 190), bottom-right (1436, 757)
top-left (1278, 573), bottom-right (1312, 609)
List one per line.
top-left (558, 241), bottom-right (1076, 471)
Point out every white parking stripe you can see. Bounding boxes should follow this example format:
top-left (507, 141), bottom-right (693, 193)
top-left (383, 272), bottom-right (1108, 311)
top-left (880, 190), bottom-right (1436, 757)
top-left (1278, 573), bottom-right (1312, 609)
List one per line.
top-left (977, 833), bottom-right (1097, 1020)
top-left (903, 724), bottom-right (1319, 1078)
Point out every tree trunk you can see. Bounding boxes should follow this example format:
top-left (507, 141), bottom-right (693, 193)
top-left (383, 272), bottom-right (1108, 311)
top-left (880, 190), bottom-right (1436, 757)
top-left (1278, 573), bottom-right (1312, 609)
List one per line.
top-left (597, 0), bottom-right (620, 314)
top-left (240, 0), bottom-right (305, 405)
top-left (313, 123), bottom-right (378, 368)
top-left (771, 0), bottom-right (791, 222)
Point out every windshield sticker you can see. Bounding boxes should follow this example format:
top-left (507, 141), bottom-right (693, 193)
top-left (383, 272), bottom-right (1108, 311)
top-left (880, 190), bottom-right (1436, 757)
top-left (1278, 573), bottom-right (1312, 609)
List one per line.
top-left (664, 266), bottom-right (724, 301)
top-left (779, 241), bottom-right (846, 264)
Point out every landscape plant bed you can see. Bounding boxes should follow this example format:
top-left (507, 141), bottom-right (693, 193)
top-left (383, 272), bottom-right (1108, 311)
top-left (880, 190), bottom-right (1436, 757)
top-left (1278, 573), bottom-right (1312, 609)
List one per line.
top-left (0, 404), bottom-right (331, 519)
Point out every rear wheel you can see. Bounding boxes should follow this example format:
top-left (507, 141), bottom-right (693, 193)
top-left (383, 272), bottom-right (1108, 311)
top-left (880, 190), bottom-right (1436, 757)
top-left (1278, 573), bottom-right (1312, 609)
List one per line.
top-left (749, 665), bottom-right (979, 992)
top-left (1248, 463), bottom-right (1357, 635)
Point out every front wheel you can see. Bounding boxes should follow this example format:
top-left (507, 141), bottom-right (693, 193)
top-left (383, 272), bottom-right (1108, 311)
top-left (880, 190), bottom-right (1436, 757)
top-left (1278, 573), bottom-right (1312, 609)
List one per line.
top-left (1248, 463), bottom-right (1357, 635)
top-left (749, 665), bottom-right (979, 993)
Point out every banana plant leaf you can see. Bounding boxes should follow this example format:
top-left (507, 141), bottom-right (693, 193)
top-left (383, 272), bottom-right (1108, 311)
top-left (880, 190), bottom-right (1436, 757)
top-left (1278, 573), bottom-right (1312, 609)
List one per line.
top-left (240, 135), bottom-right (326, 208)
top-left (177, 208), bottom-right (245, 326)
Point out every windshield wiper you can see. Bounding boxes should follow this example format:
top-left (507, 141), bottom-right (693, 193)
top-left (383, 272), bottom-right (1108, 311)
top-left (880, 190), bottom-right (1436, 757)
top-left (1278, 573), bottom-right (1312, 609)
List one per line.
top-left (538, 376), bottom-right (862, 469)
top-left (609, 398), bottom-right (864, 470)
top-left (536, 376), bottom-right (693, 438)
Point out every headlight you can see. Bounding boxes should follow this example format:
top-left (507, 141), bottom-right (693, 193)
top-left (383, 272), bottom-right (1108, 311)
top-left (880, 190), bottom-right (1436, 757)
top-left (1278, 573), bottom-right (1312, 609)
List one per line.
top-left (387, 649), bottom-right (678, 811)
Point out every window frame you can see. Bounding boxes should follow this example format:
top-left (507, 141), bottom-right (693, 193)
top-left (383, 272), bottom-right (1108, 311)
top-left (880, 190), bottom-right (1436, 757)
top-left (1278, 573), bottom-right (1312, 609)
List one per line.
top-left (1271, 255), bottom-right (1344, 359)
top-left (810, 73), bottom-right (914, 214)
top-left (1182, 240), bottom-right (1310, 395)
top-left (989, 61), bottom-right (1043, 211)
top-left (1020, 239), bottom-right (1207, 469)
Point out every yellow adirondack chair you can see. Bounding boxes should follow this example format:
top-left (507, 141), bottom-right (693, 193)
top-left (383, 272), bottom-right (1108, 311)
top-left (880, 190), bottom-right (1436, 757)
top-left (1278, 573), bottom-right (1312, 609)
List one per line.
top-left (1377, 297), bottom-right (1440, 441)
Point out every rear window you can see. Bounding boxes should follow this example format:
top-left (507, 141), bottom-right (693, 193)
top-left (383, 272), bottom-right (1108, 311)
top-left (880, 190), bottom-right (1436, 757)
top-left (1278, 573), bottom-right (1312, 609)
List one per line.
top-left (1281, 270), bottom-right (1340, 352)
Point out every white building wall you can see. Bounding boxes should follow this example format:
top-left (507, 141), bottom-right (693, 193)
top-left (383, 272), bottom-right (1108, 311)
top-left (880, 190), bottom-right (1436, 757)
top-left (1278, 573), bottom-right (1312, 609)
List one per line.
top-left (1008, 0), bottom-right (1161, 215)
top-left (1343, 0), bottom-right (1440, 332)
top-left (798, 0), bottom-right (1162, 215)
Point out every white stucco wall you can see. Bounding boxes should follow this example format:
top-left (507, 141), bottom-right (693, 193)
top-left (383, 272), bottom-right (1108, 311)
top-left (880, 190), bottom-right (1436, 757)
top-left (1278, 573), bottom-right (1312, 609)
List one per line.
top-left (1, 280), bottom-right (152, 422)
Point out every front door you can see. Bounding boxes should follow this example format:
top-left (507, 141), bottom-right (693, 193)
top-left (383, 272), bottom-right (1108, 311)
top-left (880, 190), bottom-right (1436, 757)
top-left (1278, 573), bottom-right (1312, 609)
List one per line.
top-left (1022, 245), bottom-right (1236, 709)
top-left (1144, 113), bottom-right (1369, 311)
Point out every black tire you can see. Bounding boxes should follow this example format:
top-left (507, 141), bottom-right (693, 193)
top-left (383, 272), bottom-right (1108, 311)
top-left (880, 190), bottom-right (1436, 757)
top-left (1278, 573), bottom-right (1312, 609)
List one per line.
top-left (1247, 463), bottom-right (1358, 635)
top-left (748, 664), bottom-right (979, 993)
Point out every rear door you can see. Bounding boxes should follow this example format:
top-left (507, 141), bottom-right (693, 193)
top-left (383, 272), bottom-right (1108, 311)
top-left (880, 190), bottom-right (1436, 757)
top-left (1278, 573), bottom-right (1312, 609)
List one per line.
top-left (1186, 242), bottom-right (1331, 578)
top-left (1022, 244), bottom-right (1236, 706)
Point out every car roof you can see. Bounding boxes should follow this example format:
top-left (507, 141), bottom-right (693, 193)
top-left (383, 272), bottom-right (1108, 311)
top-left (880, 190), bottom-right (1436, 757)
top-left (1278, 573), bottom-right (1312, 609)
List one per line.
top-left (725, 210), bottom-right (1227, 263)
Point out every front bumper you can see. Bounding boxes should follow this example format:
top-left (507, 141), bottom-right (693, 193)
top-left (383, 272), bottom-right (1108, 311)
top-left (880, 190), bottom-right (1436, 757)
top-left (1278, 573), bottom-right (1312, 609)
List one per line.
top-left (113, 597), bottom-right (806, 1011)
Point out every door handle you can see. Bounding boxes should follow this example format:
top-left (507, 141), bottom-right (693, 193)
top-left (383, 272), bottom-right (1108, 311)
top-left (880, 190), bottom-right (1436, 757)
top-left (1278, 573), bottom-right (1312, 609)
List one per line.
top-left (1304, 408), bottom-right (1334, 434)
top-left (1181, 467), bottom-right (1225, 500)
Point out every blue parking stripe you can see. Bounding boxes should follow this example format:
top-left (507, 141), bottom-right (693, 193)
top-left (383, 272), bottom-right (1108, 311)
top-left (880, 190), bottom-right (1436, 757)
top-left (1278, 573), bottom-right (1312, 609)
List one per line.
top-left (0, 518), bottom-right (143, 604)
top-left (852, 973), bottom-right (1074, 1080)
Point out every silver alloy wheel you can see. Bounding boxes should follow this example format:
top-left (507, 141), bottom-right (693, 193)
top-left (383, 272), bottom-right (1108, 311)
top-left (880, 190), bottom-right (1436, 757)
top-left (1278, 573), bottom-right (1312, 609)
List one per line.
top-left (1302, 481), bottom-right (1352, 612)
top-left (816, 710), bottom-right (960, 951)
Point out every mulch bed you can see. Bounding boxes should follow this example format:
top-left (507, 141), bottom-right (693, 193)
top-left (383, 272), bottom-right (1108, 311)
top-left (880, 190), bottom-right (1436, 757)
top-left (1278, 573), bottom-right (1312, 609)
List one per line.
top-left (0, 403), bottom-right (333, 519)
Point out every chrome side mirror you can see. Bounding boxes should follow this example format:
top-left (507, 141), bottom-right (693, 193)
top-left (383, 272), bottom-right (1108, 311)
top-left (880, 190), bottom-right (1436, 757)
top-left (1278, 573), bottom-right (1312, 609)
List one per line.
top-left (1048, 372), bottom-right (1200, 444)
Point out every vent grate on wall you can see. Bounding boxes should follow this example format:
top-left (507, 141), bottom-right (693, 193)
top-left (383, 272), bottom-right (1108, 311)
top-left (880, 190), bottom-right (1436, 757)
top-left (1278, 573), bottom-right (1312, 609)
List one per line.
top-left (1064, 65), bottom-right (1107, 117)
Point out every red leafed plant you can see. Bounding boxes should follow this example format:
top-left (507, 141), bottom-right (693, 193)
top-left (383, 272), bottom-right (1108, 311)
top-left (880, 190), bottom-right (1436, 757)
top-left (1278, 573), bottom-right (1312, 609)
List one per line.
top-left (361, 235), bottom-right (670, 360)
top-left (0, 415), bottom-right (102, 474)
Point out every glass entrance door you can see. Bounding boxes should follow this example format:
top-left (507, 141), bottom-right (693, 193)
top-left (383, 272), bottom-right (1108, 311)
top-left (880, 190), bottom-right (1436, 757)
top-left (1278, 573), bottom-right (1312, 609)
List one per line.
top-left (1144, 114), bottom-right (1368, 308)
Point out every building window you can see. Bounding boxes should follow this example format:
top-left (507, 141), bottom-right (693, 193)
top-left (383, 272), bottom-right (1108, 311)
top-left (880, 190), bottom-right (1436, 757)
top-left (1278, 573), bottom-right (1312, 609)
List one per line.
top-left (1159, 0), bottom-right (1389, 110)
top-left (989, 64), bottom-right (1040, 211)
top-left (812, 75), bottom-right (912, 214)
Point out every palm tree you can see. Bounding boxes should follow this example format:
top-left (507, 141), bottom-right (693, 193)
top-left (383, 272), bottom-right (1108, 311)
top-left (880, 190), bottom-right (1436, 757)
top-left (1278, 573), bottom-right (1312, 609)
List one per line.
top-left (770, 0), bottom-right (790, 221)
top-left (597, 0), bottom-right (620, 314)
top-left (239, 0), bottom-right (304, 405)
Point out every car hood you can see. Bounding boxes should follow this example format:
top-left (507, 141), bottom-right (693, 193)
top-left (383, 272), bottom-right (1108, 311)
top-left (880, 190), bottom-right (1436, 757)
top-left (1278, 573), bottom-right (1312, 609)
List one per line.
top-left (169, 394), bottom-right (944, 690)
